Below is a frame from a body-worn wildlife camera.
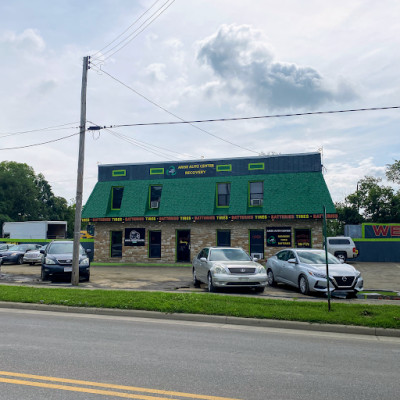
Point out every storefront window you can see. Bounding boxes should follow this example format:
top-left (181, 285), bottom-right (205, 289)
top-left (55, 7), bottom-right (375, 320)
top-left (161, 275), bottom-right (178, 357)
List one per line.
top-left (295, 229), bottom-right (312, 248)
top-left (217, 230), bottom-right (231, 247)
top-left (249, 230), bottom-right (264, 258)
top-left (149, 231), bottom-right (161, 258)
top-left (110, 231), bottom-right (122, 257)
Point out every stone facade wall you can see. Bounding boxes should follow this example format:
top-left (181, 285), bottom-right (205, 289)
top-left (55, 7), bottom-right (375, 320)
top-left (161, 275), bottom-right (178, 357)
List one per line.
top-left (93, 220), bottom-right (323, 263)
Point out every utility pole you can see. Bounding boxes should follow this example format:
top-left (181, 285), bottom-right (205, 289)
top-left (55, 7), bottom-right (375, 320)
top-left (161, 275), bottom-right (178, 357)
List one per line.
top-left (72, 56), bottom-right (89, 286)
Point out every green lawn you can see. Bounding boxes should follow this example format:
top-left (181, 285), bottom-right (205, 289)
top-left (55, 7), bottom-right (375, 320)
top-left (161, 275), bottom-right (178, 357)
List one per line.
top-left (0, 285), bottom-right (399, 329)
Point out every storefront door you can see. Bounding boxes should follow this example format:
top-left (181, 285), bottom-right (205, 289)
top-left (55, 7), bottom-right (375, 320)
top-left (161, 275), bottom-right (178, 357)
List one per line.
top-left (176, 230), bottom-right (191, 262)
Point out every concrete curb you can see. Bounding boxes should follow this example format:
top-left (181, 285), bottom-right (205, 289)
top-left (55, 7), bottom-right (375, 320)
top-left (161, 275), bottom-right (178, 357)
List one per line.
top-left (1, 301), bottom-right (399, 338)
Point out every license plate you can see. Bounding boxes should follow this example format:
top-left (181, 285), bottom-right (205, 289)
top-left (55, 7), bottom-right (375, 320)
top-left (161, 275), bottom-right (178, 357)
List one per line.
top-left (64, 266), bottom-right (72, 272)
top-left (238, 277), bottom-right (249, 281)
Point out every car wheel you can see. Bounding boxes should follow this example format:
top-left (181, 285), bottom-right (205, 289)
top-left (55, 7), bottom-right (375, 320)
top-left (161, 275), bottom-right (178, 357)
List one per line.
top-left (208, 273), bottom-right (216, 293)
top-left (41, 268), bottom-right (49, 281)
top-left (17, 255), bottom-right (24, 265)
top-left (193, 268), bottom-right (201, 287)
top-left (267, 269), bottom-right (276, 286)
top-left (81, 272), bottom-right (90, 282)
top-left (299, 275), bottom-right (310, 295)
top-left (335, 252), bottom-right (347, 262)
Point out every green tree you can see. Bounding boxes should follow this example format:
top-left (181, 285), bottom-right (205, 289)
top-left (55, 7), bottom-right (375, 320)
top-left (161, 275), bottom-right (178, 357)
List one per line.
top-left (346, 176), bottom-right (400, 222)
top-left (0, 161), bottom-right (74, 234)
top-left (386, 159), bottom-right (400, 184)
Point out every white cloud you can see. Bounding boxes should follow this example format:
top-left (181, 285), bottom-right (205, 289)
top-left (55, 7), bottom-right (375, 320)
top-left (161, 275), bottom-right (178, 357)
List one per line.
top-left (1, 28), bottom-right (45, 53)
top-left (197, 24), bottom-right (357, 110)
top-left (145, 63), bottom-right (167, 82)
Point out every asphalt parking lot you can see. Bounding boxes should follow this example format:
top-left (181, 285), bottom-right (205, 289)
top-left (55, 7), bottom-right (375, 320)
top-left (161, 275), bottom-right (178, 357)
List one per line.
top-left (1, 261), bottom-right (400, 301)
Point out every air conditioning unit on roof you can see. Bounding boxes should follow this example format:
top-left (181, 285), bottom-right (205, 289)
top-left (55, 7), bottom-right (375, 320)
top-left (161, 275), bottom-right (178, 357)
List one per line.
top-left (250, 198), bottom-right (263, 206)
top-left (150, 201), bottom-right (160, 209)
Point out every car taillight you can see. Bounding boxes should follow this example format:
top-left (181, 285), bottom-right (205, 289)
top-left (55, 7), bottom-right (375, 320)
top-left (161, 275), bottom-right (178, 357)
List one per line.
top-left (353, 247), bottom-right (356, 253)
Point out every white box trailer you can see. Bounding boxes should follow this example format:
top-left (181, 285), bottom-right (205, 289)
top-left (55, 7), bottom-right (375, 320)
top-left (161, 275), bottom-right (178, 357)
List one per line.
top-left (2, 221), bottom-right (67, 240)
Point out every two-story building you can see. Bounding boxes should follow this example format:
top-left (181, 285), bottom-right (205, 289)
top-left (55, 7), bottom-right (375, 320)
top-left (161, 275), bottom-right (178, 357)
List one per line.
top-left (82, 152), bottom-right (337, 263)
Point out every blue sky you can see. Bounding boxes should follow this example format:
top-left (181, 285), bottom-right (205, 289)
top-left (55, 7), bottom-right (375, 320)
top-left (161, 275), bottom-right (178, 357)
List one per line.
top-left (0, 0), bottom-right (399, 203)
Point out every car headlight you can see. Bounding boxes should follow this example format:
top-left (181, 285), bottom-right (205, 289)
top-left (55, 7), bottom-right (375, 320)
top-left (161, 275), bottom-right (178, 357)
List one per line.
top-left (11, 253), bottom-right (18, 256)
top-left (45, 257), bottom-right (56, 265)
top-left (212, 264), bottom-right (228, 274)
top-left (256, 265), bottom-right (266, 274)
top-left (80, 258), bottom-right (90, 266)
top-left (308, 270), bottom-right (326, 279)
top-left (355, 270), bottom-right (361, 278)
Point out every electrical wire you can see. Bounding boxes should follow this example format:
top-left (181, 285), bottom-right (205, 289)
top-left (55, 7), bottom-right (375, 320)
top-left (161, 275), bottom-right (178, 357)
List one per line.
top-left (87, 120), bottom-right (198, 159)
top-left (0, 122), bottom-right (80, 139)
top-left (93, 67), bottom-right (260, 154)
top-left (88, 106), bottom-right (400, 129)
top-left (91, 0), bottom-right (175, 63)
top-left (0, 132), bottom-right (80, 151)
top-left (91, 0), bottom-right (163, 58)
top-left (105, 128), bottom-right (183, 160)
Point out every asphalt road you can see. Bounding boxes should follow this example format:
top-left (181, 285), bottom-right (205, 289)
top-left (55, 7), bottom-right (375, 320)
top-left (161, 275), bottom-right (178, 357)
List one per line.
top-left (1, 308), bottom-right (399, 400)
top-left (1, 262), bottom-right (400, 301)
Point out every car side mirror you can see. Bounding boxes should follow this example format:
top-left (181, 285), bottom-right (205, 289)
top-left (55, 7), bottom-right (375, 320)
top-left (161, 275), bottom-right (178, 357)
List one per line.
top-left (40, 249), bottom-right (45, 254)
top-left (288, 258), bottom-right (297, 264)
top-left (200, 257), bottom-right (207, 262)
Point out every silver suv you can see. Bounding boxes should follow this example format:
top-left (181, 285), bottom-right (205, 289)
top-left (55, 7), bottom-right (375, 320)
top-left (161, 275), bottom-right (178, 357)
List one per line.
top-left (326, 237), bottom-right (358, 262)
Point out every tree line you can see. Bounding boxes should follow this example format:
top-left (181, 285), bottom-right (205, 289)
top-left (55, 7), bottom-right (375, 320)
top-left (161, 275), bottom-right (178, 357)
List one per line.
top-left (329, 160), bottom-right (400, 235)
top-left (0, 161), bottom-right (75, 238)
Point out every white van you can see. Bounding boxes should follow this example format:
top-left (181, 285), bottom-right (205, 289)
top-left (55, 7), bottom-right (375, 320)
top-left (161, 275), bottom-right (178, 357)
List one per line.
top-left (326, 237), bottom-right (358, 262)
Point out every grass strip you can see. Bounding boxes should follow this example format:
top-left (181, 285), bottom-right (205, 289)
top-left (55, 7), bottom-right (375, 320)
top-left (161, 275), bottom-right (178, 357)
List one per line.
top-left (0, 285), bottom-right (399, 329)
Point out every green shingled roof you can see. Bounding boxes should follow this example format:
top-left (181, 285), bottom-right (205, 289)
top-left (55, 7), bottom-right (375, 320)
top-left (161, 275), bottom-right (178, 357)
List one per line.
top-left (82, 172), bottom-right (335, 218)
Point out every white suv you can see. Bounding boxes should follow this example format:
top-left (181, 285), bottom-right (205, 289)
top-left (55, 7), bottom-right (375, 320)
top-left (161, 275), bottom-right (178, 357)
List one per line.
top-left (326, 237), bottom-right (358, 262)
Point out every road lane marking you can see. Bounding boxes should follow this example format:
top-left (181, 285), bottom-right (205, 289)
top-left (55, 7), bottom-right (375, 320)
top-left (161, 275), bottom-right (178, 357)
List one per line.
top-left (0, 371), bottom-right (242, 400)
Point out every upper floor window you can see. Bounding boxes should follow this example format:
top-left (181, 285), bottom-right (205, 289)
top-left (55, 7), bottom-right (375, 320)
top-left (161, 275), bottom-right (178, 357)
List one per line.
top-left (111, 187), bottom-right (124, 210)
top-left (249, 181), bottom-right (263, 206)
top-left (217, 183), bottom-right (230, 207)
top-left (150, 185), bottom-right (162, 208)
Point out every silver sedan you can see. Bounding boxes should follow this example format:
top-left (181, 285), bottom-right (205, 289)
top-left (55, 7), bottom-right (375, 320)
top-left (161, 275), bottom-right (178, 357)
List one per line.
top-left (266, 248), bottom-right (363, 296)
top-left (192, 247), bottom-right (267, 292)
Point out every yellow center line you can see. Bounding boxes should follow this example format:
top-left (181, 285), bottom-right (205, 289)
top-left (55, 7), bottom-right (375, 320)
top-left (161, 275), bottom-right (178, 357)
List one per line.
top-left (0, 371), bottom-right (242, 400)
top-left (0, 378), bottom-right (177, 399)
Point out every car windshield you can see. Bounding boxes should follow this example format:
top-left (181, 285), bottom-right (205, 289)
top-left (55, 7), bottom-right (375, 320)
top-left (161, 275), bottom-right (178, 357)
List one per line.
top-left (8, 245), bottom-right (27, 251)
top-left (209, 248), bottom-right (251, 261)
top-left (48, 242), bottom-right (85, 255)
top-left (297, 250), bottom-right (341, 265)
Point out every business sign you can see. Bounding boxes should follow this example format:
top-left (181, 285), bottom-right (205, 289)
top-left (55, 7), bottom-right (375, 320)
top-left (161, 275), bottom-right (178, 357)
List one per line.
top-left (266, 227), bottom-right (292, 247)
top-left (167, 162), bottom-right (217, 178)
top-left (124, 228), bottom-right (145, 246)
top-left (364, 224), bottom-right (400, 239)
top-left (83, 213), bottom-right (338, 223)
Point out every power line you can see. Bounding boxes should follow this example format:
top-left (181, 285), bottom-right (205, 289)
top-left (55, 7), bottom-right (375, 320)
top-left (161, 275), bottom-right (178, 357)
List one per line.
top-left (89, 106), bottom-right (400, 129)
top-left (87, 119), bottom-right (198, 159)
top-left (93, 67), bottom-right (259, 154)
top-left (105, 127), bottom-right (198, 160)
top-left (91, 0), bottom-right (175, 63)
top-left (91, 0), bottom-right (163, 58)
top-left (0, 122), bottom-right (80, 139)
top-left (0, 132), bottom-right (80, 151)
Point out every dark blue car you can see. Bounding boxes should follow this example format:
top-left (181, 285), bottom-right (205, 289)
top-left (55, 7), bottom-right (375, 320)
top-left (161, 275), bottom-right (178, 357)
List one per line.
top-left (41, 241), bottom-right (91, 281)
